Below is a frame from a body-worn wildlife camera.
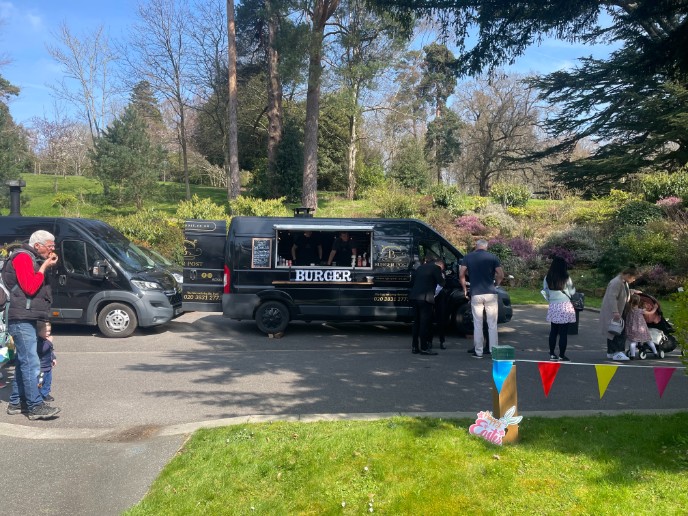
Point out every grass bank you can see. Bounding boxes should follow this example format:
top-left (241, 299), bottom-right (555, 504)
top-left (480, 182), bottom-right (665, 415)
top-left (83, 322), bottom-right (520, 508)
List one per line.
top-left (125, 413), bottom-right (688, 515)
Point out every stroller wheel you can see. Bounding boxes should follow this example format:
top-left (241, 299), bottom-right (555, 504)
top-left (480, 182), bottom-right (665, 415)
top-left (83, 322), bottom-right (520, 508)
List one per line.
top-left (657, 349), bottom-right (665, 359)
top-left (639, 350), bottom-right (647, 360)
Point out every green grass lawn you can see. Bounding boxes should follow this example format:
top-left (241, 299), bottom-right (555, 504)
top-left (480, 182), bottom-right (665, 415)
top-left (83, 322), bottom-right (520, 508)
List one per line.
top-left (125, 414), bottom-right (688, 515)
top-left (19, 174), bottom-right (230, 218)
top-left (506, 287), bottom-right (680, 320)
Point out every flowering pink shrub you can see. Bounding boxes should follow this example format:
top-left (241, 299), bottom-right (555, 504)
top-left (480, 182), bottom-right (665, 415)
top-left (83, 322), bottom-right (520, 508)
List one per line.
top-left (455, 215), bottom-right (487, 235)
top-left (656, 196), bottom-right (683, 208)
top-left (540, 245), bottom-right (575, 267)
top-left (506, 237), bottom-right (536, 260)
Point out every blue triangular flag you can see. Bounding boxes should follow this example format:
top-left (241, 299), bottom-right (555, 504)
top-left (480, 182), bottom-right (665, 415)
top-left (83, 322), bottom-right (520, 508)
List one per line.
top-left (492, 360), bottom-right (514, 394)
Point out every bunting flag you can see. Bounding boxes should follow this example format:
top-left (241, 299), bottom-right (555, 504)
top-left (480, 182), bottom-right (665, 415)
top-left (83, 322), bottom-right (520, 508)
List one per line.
top-left (653, 367), bottom-right (677, 398)
top-left (537, 362), bottom-right (561, 397)
top-left (594, 365), bottom-right (619, 399)
top-left (492, 360), bottom-right (514, 394)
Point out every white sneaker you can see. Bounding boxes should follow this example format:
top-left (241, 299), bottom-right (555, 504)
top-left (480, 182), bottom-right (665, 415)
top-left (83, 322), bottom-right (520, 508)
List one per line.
top-left (606, 353), bottom-right (614, 359)
top-left (612, 352), bottom-right (630, 361)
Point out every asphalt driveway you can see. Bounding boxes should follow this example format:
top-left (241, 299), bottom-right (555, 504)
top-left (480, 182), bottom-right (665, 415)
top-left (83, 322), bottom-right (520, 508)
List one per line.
top-left (0, 305), bottom-right (685, 515)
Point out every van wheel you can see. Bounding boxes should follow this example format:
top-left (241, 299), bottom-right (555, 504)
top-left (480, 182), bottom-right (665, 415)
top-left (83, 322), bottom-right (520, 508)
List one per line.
top-left (256, 301), bottom-right (289, 334)
top-left (454, 303), bottom-right (473, 336)
top-left (98, 303), bottom-right (137, 338)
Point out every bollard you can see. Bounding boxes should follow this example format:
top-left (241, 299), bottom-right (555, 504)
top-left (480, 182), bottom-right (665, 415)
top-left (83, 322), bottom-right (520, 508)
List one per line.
top-left (491, 345), bottom-right (519, 443)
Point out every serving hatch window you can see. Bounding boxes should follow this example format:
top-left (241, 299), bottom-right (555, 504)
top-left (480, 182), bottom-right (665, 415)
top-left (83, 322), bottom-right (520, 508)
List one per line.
top-left (274, 225), bottom-right (373, 268)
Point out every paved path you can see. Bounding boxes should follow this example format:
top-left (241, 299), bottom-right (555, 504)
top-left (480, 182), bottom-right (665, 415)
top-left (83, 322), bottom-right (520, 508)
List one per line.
top-left (0, 306), bottom-right (685, 515)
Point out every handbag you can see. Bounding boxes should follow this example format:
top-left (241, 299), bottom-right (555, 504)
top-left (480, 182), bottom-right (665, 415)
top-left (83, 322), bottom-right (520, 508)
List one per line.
top-left (607, 318), bottom-right (624, 336)
top-left (562, 291), bottom-right (585, 311)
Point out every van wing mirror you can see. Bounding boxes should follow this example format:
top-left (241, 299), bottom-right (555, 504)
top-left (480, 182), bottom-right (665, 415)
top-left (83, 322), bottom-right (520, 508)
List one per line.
top-left (91, 260), bottom-right (115, 279)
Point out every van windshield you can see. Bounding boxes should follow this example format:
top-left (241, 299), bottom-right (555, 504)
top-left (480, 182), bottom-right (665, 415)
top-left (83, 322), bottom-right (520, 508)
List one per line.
top-left (99, 239), bottom-right (156, 273)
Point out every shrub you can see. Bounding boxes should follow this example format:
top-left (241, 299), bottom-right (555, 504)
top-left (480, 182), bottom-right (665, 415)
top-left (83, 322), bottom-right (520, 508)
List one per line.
top-left (506, 237), bottom-right (536, 261)
top-left (539, 227), bottom-right (603, 266)
top-left (109, 208), bottom-right (184, 260)
top-left (176, 194), bottom-right (228, 221)
top-left (486, 239), bottom-right (513, 262)
top-left (636, 170), bottom-right (688, 203)
top-left (431, 184), bottom-right (460, 211)
top-left (355, 161), bottom-right (386, 194)
top-left (569, 203), bottom-right (615, 224)
top-left (615, 200), bottom-right (663, 226)
top-left (489, 181), bottom-right (531, 208)
top-left (477, 204), bottom-right (518, 236)
top-left (52, 193), bottom-right (79, 216)
top-left (617, 227), bottom-right (678, 268)
top-left (633, 265), bottom-right (682, 297)
top-left (604, 188), bottom-right (641, 207)
top-left (540, 246), bottom-right (576, 267)
top-left (669, 288), bottom-right (688, 362)
top-left (468, 196), bottom-right (490, 212)
top-left (656, 196), bottom-right (685, 220)
top-left (455, 215), bottom-right (487, 235)
top-left (363, 183), bottom-right (417, 218)
top-left (229, 196), bottom-right (289, 217)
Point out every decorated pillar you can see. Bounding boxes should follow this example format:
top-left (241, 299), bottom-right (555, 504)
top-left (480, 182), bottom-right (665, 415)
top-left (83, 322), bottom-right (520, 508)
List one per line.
top-left (491, 345), bottom-right (519, 443)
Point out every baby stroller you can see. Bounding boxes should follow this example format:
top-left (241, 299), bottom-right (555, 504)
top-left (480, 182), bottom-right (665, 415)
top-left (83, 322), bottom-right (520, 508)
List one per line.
top-left (635, 293), bottom-right (678, 360)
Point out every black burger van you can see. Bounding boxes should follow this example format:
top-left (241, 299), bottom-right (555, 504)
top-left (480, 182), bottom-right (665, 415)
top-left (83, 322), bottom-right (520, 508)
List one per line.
top-left (183, 216), bottom-right (512, 334)
top-left (0, 216), bottom-right (183, 337)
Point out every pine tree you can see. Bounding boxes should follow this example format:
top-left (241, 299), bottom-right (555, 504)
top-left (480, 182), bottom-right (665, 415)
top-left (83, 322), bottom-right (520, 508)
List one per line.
top-left (90, 105), bottom-right (166, 209)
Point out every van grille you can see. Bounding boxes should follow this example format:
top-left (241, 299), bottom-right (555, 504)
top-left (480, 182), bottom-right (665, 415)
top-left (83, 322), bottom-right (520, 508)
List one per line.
top-left (166, 291), bottom-right (182, 307)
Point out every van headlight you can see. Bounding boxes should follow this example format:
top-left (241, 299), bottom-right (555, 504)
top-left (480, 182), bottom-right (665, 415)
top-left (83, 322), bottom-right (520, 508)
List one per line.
top-left (132, 280), bottom-right (163, 291)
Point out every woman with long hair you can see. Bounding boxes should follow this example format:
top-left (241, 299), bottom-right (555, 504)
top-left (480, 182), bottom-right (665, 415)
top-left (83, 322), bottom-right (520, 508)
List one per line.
top-left (600, 266), bottom-right (638, 361)
top-left (542, 256), bottom-right (576, 361)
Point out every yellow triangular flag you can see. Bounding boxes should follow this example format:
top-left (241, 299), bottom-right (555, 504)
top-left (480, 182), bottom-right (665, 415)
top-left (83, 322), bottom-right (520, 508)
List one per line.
top-left (595, 365), bottom-right (619, 399)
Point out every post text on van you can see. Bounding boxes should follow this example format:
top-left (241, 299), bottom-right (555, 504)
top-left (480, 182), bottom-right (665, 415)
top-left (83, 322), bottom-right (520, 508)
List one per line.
top-left (293, 270), bottom-right (352, 282)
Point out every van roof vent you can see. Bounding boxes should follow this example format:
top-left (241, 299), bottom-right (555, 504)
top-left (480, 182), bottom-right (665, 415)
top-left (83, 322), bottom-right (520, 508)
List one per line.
top-left (293, 207), bottom-right (314, 218)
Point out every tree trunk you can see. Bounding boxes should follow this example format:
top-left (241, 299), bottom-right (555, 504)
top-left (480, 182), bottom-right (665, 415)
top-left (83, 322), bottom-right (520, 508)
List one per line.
top-left (301, 0), bottom-right (339, 211)
top-left (227, 0), bottom-right (241, 200)
top-left (265, 3), bottom-right (283, 199)
top-left (302, 25), bottom-right (324, 210)
top-left (346, 111), bottom-right (358, 200)
top-left (179, 107), bottom-right (191, 200)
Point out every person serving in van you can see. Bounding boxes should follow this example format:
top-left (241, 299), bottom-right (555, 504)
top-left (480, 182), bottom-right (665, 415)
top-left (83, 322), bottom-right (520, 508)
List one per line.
top-left (327, 232), bottom-right (357, 267)
top-left (2, 230), bottom-right (61, 420)
top-left (291, 231), bottom-right (322, 266)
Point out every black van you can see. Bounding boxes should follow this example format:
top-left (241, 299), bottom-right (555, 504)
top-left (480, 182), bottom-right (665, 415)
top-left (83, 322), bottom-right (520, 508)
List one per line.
top-left (0, 216), bottom-right (183, 337)
top-left (183, 217), bottom-right (512, 334)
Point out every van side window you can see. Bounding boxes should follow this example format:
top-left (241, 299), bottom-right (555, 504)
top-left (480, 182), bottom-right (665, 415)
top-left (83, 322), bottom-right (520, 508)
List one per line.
top-left (61, 240), bottom-right (105, 276)
top-left (274, 229), bottom-right (372, 268)
top-left (374, 238), bottom-right (411, 271)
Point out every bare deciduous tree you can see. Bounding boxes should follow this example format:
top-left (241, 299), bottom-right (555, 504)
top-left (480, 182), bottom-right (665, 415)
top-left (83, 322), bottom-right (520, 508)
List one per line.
top-left (126, 0), bottom-right (195, 200)
top-left (452, 73), bottom-right (541, 195)
top-left (28, 106), bottom-right (92, 177)
top-left (46, 23), bottom-right (119, 146)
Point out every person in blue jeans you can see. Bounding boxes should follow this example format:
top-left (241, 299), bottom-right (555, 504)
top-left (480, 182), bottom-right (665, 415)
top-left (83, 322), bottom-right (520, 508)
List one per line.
top-left (2, 230), bottom-right (61, 420)
top-left (37, 321), bottom-right (56, 401)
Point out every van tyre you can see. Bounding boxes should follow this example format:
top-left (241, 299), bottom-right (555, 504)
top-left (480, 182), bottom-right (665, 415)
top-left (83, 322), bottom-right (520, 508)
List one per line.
top-left (98, 303), bottom-right (137, 338)
top-left (454, 303), bottom-right (473, 336)
top-left (256, 301), bottom-right (289, 335)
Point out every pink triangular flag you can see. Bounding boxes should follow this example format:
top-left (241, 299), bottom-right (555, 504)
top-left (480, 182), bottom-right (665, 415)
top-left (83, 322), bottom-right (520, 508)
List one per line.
top-left (537, 362), bottom-right (561, 397)
top-left (594, 365), bottom-right (619, 399)
top-left (653, 367), bottom-right (677, 398)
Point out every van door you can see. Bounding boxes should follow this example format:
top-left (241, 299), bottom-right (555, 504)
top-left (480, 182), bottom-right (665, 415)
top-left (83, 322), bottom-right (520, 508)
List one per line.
top-left (51, 239), bottom-right (116, 322)
top-left (182, 220), bottom-right (227, 312)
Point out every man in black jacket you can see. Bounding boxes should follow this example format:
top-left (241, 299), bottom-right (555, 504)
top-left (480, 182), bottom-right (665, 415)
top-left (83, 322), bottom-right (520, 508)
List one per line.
top-left (409, 259), bottom-right (445, 355)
